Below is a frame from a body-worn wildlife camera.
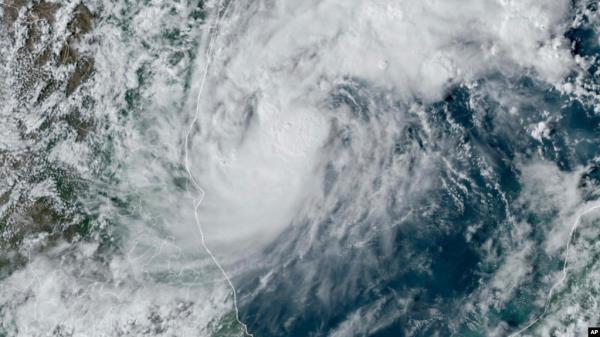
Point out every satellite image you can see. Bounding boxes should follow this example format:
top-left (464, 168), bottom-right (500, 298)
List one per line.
top-left (1, 1), bottom-right (600, 336)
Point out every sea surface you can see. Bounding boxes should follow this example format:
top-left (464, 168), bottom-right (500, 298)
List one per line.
top-left (1, 1), bottom-right (600, 337)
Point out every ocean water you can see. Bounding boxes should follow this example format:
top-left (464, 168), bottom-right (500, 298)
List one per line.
top-left (1, 1), bottom-right (600, 337)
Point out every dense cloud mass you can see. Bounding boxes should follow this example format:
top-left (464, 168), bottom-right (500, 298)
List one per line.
top-left (1, 1), bottom-right (600, 337)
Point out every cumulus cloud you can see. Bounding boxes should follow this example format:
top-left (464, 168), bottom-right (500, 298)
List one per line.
top-left (0, 240), bottom-right (233, 337)
top-left (1, 0), bottom-right (590, 336)
top-left (183, 0), bottom-right (577, 261)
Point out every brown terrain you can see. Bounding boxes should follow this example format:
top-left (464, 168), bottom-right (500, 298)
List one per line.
top-left (0, 1), bottom-right (97, 271)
